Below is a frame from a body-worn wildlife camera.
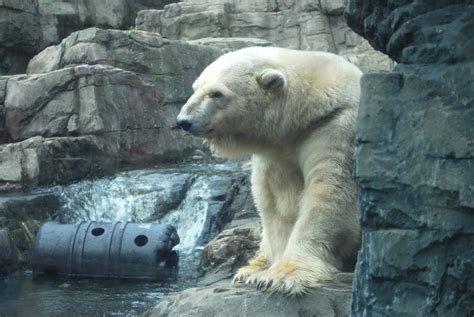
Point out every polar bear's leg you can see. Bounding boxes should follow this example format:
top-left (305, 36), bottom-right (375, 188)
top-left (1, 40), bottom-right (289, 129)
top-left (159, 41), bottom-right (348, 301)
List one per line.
top-left (253, 180), bottom-right (356, 295)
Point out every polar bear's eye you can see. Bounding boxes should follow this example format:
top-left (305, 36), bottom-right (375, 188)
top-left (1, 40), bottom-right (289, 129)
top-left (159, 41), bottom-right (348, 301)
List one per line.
top-left (209, 91), bottom-right (224, 98)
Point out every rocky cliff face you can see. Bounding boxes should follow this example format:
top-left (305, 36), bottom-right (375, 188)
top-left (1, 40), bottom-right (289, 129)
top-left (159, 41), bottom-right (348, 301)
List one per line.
top-left (0, 0), bottom-right (175, 74)
top-left (136, 0), bottom-right (393, 73)
top-left (346, 1), bottom-right (474, 316)
top-left (0, 28), bottom-right (227, 192)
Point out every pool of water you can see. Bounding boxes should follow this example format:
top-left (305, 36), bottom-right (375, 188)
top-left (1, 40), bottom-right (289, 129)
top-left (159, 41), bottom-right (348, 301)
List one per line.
top-left (1, 272), bottom-right (174, 316)
top-left (0, 249), bottom-right (202, 316)
top-left (0, 162), bottom-right (246, 316)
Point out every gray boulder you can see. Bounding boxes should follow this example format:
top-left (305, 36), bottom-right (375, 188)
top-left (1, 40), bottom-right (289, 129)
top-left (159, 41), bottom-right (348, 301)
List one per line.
top-left (0, 0), bottom-right (42, 74)
top-left (27, 27), bottom-right (223, 105)
top-left (146, 275), bottom-right (352, 317)
top-left (0, 135), bottom-right (114, 191)
top-left (7, 65), bottom-right (177, 141)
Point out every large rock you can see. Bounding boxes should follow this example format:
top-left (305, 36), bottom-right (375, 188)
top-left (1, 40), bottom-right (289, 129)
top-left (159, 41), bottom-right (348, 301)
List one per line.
top-left (198, 219), bottom-right (261, 285)
top-left (6, 64), bottom-right (181, 141)
top-left (0, 135), bottom-right (114, 191)
top-left (1, 62), bottom-right (211, 190)
top-left (345, 1), bottom-right (474, 64)
top-left (38, 0), bottom-right (175, 40)
top-left (0, 0), bottom-right (42, 74)
top-left (147, 275), bottom-right (352, 317)
top-left (0, 0), bottom-right (176, 75)
top-left (352, 65), bottom-right (474, 316)
top-left (0, 193), bottom-right (58, 269)
top-left (27, 28), bottom-right (223, 106)
top-left (347, 1), bottom-right (474, 316)
top-left (136, 0), bottom-right (394, 73)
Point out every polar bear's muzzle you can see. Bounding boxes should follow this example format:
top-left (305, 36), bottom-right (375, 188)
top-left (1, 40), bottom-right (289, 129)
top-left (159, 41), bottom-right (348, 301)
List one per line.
top-left (176, 98), bottom-right (214, 136)
top-left (176, 114), bottom-right (212, 136)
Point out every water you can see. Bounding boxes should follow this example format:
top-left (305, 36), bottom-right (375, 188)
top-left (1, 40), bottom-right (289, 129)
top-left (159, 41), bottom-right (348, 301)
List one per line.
top-left (0, 272), bottom-right (184, 316)
top-left (0, 162), bottom-right (246, 316)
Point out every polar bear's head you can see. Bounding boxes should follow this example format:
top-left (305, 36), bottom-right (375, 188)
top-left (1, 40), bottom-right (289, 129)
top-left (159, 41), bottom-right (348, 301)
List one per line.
top-left (177, 49), bottom-right (288, 158)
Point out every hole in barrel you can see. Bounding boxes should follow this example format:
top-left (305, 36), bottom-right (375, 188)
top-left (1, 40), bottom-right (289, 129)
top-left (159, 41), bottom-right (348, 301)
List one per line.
top-left (135, 235), bottom-right (148, 247)
top-left (91, 227), bottom-right (105, 236)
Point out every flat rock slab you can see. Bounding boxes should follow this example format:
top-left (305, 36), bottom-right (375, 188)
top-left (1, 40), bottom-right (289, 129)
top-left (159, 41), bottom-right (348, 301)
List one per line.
top-left (147, 277), bottom-right (352, 317)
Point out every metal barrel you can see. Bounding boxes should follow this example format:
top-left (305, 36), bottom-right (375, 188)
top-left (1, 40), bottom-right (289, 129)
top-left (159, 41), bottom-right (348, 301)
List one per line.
top-left (31, 221), bottom-right (180, 280)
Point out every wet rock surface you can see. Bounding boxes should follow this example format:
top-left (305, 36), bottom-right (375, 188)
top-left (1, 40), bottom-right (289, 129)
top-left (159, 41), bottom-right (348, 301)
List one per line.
top-left (347, 1), bottom-right (474, 316)
top-left (0, 193), bottom-right (58, 273)
top-left (146, 274), bottom-right (352, 317)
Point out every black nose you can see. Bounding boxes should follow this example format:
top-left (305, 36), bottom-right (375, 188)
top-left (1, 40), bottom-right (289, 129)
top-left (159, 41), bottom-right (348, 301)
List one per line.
top-left (176, 119), bottom-right (192, 131)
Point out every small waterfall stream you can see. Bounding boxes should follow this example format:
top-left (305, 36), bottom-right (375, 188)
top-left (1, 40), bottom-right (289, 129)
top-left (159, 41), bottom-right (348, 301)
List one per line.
top-left (0, 162), bottom-right (248, 316)
top-left (50, 162), bottom-right (245, 251)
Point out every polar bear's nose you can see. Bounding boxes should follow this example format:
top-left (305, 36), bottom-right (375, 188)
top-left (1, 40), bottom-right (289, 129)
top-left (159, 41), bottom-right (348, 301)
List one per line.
top-left (176, 118), bottom-right (192, 132)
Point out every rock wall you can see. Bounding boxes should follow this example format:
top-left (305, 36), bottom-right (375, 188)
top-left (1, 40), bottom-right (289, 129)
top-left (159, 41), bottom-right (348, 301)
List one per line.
top-left (0, 0), bottom-right (175, 74)
top-left (136, 0), bottom-right (394, 73)
top-left (346, 1), bottom-right (474, 316)
top-left (0, 28), bottom-right (228, 192)
top-left (0, 0), bottom-right (42, 74)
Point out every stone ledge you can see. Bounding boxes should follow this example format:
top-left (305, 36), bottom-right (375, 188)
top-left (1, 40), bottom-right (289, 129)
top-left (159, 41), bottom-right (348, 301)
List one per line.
top-left (146, 276), bottom-right (352, 317)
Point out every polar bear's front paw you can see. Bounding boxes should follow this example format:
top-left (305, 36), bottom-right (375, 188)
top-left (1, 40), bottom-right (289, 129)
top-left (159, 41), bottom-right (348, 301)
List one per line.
top-left (253, 260), bottom-right (334, 296)
top-left (233, 265), bottom-right (261, 284)
top-left (233, 254), bottom-right (269, 284)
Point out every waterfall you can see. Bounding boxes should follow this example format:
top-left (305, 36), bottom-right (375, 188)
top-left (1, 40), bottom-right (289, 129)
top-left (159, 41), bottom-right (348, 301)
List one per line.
top-left (45, 162), bottom-right (245, 252)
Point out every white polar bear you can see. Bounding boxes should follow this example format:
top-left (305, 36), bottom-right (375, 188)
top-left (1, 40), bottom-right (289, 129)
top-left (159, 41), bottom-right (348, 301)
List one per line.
top-left (177, 47), bottom-right (362, 295)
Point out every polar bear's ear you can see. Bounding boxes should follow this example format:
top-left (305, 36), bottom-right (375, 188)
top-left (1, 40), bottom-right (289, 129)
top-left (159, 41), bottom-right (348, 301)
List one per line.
top-left (257, 69), bottom-right (286, 91)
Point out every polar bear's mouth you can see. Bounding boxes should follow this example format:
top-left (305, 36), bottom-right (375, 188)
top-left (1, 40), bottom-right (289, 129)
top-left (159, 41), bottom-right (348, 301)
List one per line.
top-left (188, 127), bottom-right (214, 137)
top-left (200, 128), bottom-right (214, 137)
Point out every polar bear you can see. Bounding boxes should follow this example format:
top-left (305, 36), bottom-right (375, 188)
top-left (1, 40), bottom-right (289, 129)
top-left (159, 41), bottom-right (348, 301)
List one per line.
top-left (177, 47), bottom-right (362, 295)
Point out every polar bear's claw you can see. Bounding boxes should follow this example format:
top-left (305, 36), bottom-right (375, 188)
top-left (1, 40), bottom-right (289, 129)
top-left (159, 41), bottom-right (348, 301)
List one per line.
top-left (243, 259), bottom-right (334, 296)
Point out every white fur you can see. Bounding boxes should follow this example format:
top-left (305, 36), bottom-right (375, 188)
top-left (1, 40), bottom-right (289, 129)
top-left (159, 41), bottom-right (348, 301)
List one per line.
top-left (178, 47), bottom-right (362, 295)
